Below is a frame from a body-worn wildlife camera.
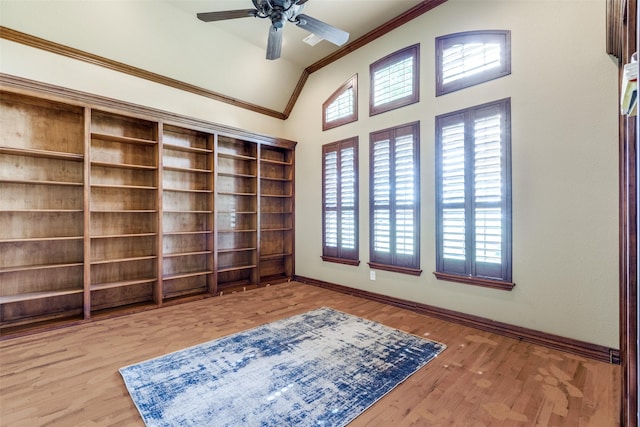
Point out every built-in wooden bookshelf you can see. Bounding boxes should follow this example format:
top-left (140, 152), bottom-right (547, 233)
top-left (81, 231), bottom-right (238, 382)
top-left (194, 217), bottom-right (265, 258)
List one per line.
top-left (259, 145), bottom-right (295, 284)
top-left (89, 111), bottom-right (159, 313)
top-left (0, 93), bottom-right (85, 326)
top-left (215, 135), bottom-right (259, 289)
top-left (0, 85), bottom-right (295, 332)
top-left (162, 125), bottom-right (214, 299)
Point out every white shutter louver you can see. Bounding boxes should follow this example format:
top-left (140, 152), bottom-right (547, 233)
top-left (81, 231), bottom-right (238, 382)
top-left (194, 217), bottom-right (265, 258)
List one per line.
top-left (474, 113), bottom-right (502, 264)
top-left (340, 147), bottom-right (356, 250)
top-left (442, 42), bottom-right (501, 85)
top-left (394, 134), bottom-right (415, 256)
top-left (372, 139), bottom-right (391, 253)
top-left (373, 56), bottom-right (414, 107)
top-left (325, 88), bottom-right (354, 123)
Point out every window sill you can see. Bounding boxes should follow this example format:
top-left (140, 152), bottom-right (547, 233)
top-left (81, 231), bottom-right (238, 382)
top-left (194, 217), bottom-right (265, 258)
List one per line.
top-left (321, 256), bottom-right (360, 266)
top-left (433, 272), bottom-right (515, 291)
top-left (368, 262), bottom-right (422, 276)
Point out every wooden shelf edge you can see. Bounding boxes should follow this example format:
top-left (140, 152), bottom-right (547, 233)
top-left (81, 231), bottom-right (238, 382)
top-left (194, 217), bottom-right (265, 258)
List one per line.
top-left (217, 265), bottom-right (257, 273)
top-left (163, 251), bottom-right (212, 258)
top-left (91, 184), bottom-right (157, 190)
top-left (218, 171), bottom-right (257, 178)
top-left (218, 152), bottom-right (256, 161)
top-left (0, 236), bottom-right (83, 243)
top-left (260, 176), bottom-right (291, 182)
top-left (90, 233), bottom-right (157, 239)
top-left (0, 288), bottom-right (83, 304)
top-left (0, 179), bottom-right (82, 186)
top-left (163, 165), bottom-right (212, 173)
top-left (163, 210), bottom-right (212, 214)
top-left (218, 247), bottom-right (257, 253)
top-left (0, 262), bottom-right (83, 274)
top-left (0, 146), bottom-right (84, 161)
top-left (90, 278), bottom-right (156, 291)
top-left (0, 209), bottom-right (83, 213)
top-left (163, 230), bottom-right (212, 236)
top-left (217, 211), bottom-right (257, 214)
top-left (90, 255), bottom-right (157, 265)
top-left (163, 187), bottom-right (213, 193)
top-left (260, 253), bottom-right (293, 260)
top-left (91, 132), bottom-right (157, 146)
top-left (163, 143), bottom-right (212, 154)
top-left (90, 160), bottom-right (157, 170)
top-left (260, 158), bottom-right (292, 166)
top-left (163, 271), bottom-right (213, 281)
top-left (217, 192), bottom-right (257, 196)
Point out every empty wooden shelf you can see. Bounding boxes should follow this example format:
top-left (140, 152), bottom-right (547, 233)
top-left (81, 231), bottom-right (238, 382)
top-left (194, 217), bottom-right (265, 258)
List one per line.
top-left (0, 86), bottom-right (296, 333)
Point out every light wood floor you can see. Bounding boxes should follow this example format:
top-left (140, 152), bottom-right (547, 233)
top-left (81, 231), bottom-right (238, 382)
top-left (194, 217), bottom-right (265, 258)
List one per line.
top-left (0, 281), bottom-right (620, 426)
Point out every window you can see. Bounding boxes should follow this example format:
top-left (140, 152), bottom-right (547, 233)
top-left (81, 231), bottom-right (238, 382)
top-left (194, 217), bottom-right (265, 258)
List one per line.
top-left (435, 98), bottom-right (513, 289)
top-left (369, 122), bottom-right (421, 275)
top-left (322, 137), bottom-right (359, 265)
top-left (436, 30), bottom-right (511, 96)
top-left (370, 44), bottom-right (420, 116)
top-left (323, 75), bottom-right (358, 131)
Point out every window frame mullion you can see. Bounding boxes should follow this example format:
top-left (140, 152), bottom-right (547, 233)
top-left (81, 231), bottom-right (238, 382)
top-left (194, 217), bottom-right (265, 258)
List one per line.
top-left (464, 109), bottom-right (476, 276)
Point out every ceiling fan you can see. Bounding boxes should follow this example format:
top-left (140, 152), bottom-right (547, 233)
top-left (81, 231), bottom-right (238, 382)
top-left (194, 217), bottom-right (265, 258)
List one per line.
top-left (197, 0), bottom-right (350, 60)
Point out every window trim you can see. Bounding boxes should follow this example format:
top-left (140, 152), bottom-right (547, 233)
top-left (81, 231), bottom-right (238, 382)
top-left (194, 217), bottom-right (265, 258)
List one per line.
top-left (434, 98), bottom-right (513, 289)
top-left (321, 137), bottom-right (360, 265)
top-left (436, 30), bottom-right (511, 96)
top-left (368, 121), bottom-right (421, 276)
top-left (369, 44), bottom-right (420, 116)
top-left (322, 74), bottom-right (358, 131)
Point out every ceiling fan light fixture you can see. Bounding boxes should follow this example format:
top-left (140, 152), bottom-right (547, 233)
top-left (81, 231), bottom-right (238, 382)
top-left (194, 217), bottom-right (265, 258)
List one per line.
top-left (303, 33), bottom-right (323, 46)
top-left (197, 0), bottom-right (349, 60)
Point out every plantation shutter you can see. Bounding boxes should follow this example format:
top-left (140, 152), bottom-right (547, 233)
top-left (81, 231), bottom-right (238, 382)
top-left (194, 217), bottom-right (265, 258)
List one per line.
top-left (370, 123), bottom-right (420, 272)
top-left (325, 86), bottom-right (354, 124)
top-left (322, 138), bottom-right (359, 263)
top-left (372, 56), bottom-right (414, 107)
top-left (436, 31), bottom-right (511, 96)
top-left (473, 106), bottom-right (506, 279)
top-left (339, 145), bottom-right (357, 256)
top-left (436, 99), bottom-right (511, 282)
top-left (371, 133), bottom-right (392, 265)
top-left (323, 75), bottom-right (358, 131)
top-left (370, 45), bottom-right (419, 116)
top-left (442, 41), bottom-right (502, 85)
top-left (439, 114), bottom-right (467, 275)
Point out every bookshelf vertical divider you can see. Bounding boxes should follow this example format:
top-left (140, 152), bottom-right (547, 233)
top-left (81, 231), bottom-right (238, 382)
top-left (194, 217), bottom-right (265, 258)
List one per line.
top-left (212, 133), bottom-right (219, 295)
top-left (83, 107), bottom-right (92, 319)
top-left (0, 88), bottom-right (295, 333)
top-left (156, 122), bottom-right (164, 307)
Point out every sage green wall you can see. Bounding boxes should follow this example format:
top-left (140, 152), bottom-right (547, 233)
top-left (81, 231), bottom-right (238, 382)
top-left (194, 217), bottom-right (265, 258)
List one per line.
top-left (284, 0), bottom-right (620, 348)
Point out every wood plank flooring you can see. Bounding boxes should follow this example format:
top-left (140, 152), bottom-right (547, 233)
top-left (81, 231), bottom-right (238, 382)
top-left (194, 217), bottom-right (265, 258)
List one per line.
top-left (0, 281), bottom-right (620, 426)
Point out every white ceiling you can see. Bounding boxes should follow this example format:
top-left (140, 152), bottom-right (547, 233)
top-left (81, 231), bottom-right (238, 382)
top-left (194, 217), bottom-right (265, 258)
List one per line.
top-left (1, 0), bottom-right (430, 116)
top-left (165, 0), bottom-right (424, 68)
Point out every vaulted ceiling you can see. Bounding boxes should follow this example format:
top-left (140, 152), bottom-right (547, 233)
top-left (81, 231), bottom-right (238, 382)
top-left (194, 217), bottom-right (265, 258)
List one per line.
top-left (0, 0), bottom-right (446, 118)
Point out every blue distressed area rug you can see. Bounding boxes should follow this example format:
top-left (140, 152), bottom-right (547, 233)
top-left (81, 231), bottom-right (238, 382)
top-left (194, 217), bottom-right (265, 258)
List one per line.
top-left (120, 307), bottom-right (446, 427)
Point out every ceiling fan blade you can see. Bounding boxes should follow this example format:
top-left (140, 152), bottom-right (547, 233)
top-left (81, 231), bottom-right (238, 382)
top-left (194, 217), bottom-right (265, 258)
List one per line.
top-left (197, 9), bottom-right (256, 22)
top-left (266, 26), bottom-right (283, 60)
top-left (295, 14), bottom-right (349, 46)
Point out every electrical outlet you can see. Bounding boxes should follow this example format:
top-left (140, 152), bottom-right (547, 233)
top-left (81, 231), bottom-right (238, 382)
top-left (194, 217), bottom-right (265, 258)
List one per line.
top-left (370, 270), bottom-right (376, 281)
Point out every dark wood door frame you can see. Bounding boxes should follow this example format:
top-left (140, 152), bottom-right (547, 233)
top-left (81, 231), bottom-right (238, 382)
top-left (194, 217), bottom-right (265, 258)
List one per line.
top-left (616, 1), bottom-right (638, 425)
